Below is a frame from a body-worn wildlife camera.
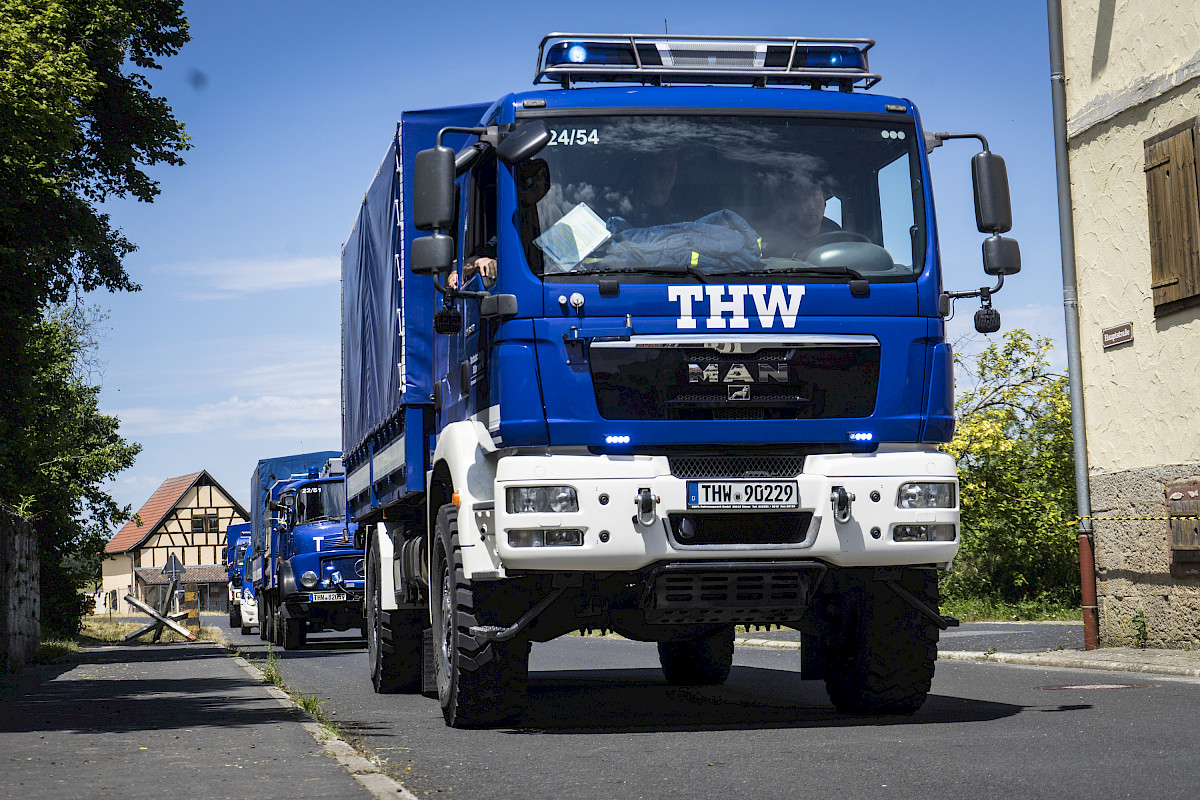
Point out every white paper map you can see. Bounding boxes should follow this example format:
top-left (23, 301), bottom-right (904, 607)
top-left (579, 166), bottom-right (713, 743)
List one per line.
top-left (534, 203), bottom-right (610, 270)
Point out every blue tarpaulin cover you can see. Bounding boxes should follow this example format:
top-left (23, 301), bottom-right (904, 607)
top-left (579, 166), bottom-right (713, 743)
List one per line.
top-left (341, 105), bottom-right (488, 461)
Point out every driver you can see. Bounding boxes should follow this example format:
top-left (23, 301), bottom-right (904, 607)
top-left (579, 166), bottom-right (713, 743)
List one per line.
top-left (770, 176), bottom-right (842, 259)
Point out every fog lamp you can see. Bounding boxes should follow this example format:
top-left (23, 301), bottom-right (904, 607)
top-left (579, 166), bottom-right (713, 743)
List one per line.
top-left (893, 524), bottom-right (957, 542)
top-left (507, 529), bottom-right (584, 547)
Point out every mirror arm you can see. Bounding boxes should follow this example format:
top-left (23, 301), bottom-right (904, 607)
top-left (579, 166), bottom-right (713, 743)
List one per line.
top-left (927, 130), bottom-right (991, 153)
top-left (943, 273), bottom-right (1005, 303)
top-left (431, 272), bottom-right (489, 301)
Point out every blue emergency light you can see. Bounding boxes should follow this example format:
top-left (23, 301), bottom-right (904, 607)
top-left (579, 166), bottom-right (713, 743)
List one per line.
top-left (537, 34), bottom-right (879, 90)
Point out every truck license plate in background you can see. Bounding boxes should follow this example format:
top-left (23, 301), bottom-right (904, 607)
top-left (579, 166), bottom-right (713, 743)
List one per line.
top-left (687, 481), bottom-right (798, 509)
top-left (309, 592), bottom-right (347, 602)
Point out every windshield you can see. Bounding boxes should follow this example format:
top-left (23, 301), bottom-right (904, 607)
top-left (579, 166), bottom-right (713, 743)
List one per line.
top-left (295, 481), bottom-right (346, 525)
top-left (515, 114), bottom-right (924, 281)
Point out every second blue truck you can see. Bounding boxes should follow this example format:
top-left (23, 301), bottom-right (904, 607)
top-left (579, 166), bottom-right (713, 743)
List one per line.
top-left (249, 452), bottom-right (365, 649)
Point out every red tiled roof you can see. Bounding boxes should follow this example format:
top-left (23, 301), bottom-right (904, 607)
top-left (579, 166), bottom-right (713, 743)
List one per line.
top-left (135, 565), bottom-right (229, 585)
top-left (105, 472), bottom-right (205, 554)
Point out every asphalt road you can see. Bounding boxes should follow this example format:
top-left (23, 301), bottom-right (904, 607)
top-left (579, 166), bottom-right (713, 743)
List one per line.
top-left (221, 622), bottom-right (1199, 800)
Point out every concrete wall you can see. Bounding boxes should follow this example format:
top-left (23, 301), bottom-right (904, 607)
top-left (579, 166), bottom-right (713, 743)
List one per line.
top-left (1, 503), bottom-right (40, 672)
top-left (1062, 0), bottom-right (1200, 645)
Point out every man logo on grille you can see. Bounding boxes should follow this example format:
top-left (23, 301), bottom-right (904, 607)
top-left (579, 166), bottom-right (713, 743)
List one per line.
top-left (728, 385), bottom-right (750, 401)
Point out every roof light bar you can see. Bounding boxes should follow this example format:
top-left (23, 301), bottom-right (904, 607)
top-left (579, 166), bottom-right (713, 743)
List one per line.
top-left (535, 33), bottom-right (879, 91)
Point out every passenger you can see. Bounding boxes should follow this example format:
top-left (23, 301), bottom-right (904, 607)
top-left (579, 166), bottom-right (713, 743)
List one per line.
top-left (447, 251), bottom-right (496, 290)
top-left (621, 150), bottom-right (679, 227)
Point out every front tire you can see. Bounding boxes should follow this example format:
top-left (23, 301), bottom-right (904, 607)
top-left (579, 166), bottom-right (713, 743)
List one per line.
top-left (657, 625), bottom-right (735, 685)
top-left (432, 504), bottom-right (529, 728)
top-left (367, 534), bottom-right (421, 693)
top-left (822, 568), bottom-right (940, 715)
top-left (283, 614), bottom-right (305, 649)
top-left (229, 601), bottom-right (241, 629)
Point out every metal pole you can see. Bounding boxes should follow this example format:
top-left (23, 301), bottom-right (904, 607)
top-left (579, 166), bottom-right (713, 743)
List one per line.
top-left (1047, 0), bottom-right (1099, 650)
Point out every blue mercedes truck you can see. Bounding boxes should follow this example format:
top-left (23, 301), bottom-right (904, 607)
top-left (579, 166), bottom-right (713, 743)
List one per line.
top-left (249, 451), bottom-right (364, 648)
top-left (225, 521), bottom-right (252, 629)
top-left (342, 34), bottom-right (1021, 727)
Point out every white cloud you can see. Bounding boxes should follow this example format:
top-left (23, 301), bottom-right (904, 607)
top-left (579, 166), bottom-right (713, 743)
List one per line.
top-left (113, 394), bottom-right (339, 439)
top-left (163, 256), bottom-right (339, 297)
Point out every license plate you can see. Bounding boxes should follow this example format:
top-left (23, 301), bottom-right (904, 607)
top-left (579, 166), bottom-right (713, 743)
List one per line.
top-left (309, 592), bottom-right (347, 602)
top-left (687, 480), bottom-right (799, 509)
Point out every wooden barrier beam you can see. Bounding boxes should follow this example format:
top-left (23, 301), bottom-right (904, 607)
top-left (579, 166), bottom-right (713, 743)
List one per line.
top-left (123, 594), bottom-right (196, 641)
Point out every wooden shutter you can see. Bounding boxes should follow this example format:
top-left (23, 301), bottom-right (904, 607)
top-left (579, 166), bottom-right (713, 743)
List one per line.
top-left (1144, 119), bottom-right (1200, 312)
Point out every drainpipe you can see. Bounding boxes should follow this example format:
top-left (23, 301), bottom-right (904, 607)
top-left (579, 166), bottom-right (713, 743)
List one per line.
top-left (1047, 0), bottom-right (1099, 650)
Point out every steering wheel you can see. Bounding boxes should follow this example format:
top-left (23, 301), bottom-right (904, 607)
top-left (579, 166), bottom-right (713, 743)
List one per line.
top-left (793, 231), bottom-right (871, 260)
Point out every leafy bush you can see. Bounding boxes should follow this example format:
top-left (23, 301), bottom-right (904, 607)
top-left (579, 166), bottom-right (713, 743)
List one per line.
top-left (942, 330), bottom-right (1080, 607)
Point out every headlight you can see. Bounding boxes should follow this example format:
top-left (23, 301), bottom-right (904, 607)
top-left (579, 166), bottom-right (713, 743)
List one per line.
top-left (506, 486), bottom-right (579, 513)
top-left (300, 570), bottom-right (319, 588)
top-left (897, 482), bottom-right (956, 509)
top-left (507, 529), bottom-right (584, 547)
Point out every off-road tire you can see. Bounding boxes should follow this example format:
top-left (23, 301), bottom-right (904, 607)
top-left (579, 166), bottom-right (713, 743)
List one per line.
top-left (657, 625), bottom-right (736, 685)
top-left (368, 535), bottom-right (422, 693)
top-left (283, 614), bottom-right (304, 649)
top-left (822, 568), bottom-right (940, 715)
top-left (432, 504), bottom-right (529, 728)
top-left (229, 603), bottom-right (241, 629)
top-left (258, 597), bottom-right (268, 641)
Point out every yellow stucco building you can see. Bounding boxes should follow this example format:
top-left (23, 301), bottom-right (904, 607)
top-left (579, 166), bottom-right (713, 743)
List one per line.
top-left (1062, 0), bottom-right (1200, 646)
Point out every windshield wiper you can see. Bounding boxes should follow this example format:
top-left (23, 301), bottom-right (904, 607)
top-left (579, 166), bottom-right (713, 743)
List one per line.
top-left (755, 264), bottom-right (868, 280)
top-left (569, 264), bottom-right (709, 282)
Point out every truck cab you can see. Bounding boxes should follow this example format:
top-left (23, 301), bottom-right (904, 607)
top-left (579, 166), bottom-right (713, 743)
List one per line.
top-left (225, 521), bottom-right (251, 629)
top-left (258, 456), bottom-right (365, 649)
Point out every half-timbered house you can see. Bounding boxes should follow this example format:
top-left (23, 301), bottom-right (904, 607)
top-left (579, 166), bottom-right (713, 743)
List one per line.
top-left (101, 471), bottom-right (248, 613)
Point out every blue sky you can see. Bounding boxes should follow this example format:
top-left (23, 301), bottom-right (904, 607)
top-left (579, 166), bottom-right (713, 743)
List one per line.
top-left (95, 0), bottom-right (1065, 517)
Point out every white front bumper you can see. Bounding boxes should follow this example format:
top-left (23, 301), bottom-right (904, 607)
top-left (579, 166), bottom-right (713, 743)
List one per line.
top-left (240, 595), bottom-right (259, 625)
top-left (485, 449), bottom-right (958, 572)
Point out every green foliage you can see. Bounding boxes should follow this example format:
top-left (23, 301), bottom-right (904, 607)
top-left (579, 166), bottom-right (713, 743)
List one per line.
top-left (0, 0), bottom-right (190, 306)
top-left (8, 307), bottom-right (141, 634)
top-left (1131, 609), bottom-right (1148, 649)
top-left (942, 329), bottom-right (1080, 607)
top-left (0, 1), bottom-right (188, 635)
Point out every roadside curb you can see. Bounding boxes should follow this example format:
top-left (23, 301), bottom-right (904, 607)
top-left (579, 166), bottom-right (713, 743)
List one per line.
top-left (938, 649), bottom-right (1200, 678)
top-left (229, 651), bottom-right (419, 800)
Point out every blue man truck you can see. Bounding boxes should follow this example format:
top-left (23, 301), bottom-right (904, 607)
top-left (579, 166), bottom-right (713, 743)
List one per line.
top-left (343, 34), bottom-right (1021, 727)
top-left (249, 451), bottom-right (365, 648)
top-left (225, 521), bottom-right (252, 629)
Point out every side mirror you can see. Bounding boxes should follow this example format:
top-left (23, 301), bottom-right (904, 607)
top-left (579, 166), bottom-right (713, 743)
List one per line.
top-left (414, 146), bottom-right (456, 232)
top-left (481, 293), bottom-right (519, 318)
top-left (983, 235), bottom-right (1021, 276)
top-left (496, 120), bottom-right (551, 165)
top-left (971, 151), bottom-right (1013, 234)
top-left (411, 233), bottom-right (455, 276)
